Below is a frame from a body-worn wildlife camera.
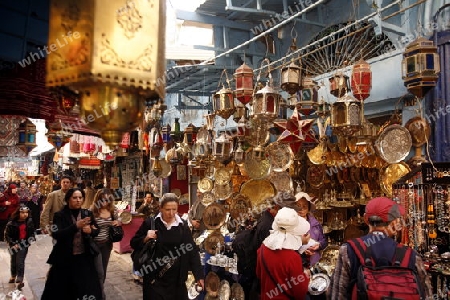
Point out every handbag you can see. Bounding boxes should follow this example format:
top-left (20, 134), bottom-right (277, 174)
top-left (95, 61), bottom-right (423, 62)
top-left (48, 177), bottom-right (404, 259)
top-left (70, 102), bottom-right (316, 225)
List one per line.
top-left (132, 217), bottom-right (157, 273)
top-left (109, 214), bottom-right (124, 242)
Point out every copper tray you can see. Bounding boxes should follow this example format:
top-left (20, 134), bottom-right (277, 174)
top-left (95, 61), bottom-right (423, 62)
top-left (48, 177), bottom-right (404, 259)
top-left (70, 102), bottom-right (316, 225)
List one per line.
top-left (230, 194), bottom-right (252, 220)
top-left (214, 167), bottom-right (231, 185)
top-left (266, 143), bottom-right (294, 171)
top-left (405, 116), bottom-right (431, 147)
top-left (379, 162), bottom-right (411, 197)
top-left (240, 179), bottom-right (276, 208)
top-left (375, 124), bottom-right (412, 164)
top-left (243, 154), bottom-right (271, 179)
top-left (204, 230), bottom-right (225, 255)
top-left (203, 203), bottom-right (226, 230)
top-left (198, 177), bottom-right (214, 193)
top-left (269, 170), bottom-right (293, 192)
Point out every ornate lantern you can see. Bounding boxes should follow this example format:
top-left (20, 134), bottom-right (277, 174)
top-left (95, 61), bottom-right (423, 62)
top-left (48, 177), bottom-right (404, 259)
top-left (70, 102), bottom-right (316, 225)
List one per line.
top-left (192, 127), bottom-right (212, 160)
top-left (281, 61), bottom-right (303, 95)
top-left (170, 118), bottom-right (182, 142)
top-left (213, 132), bottom-right (233, 162)
top-left (330, 94), bottom-right (363, 136)
top-left (329, 71), bottom-right (349, 98)
top-left (402, 37), bottom-right (440, 98)
top-left (351, 59), bottom-right (372, 101)
top-left (46, 0), bottom-right (166, 147)
top-left (297, 76), bottom-right (319, 116)
top-left (233, 103), bottom-right (247, 122)
top-left (234, 62), bottom-right (254, 105)
top-left (252, 82), bottom-right (280, 121)
top-left (205, 112), bottom-right (216, 131)
top-left (161, 124), bottom-right (171, 143)
top-left (236, 116), bottom-right (248, 141)
top-left (46, 119), bottom-right (72, 151)
top-left (16, 119), bottom-right (37, 154)
top-left (213, 86), bottom-right (236, 120)
top-left (184, 123), bottom-right (197, 145)
top-left (234, 142), bottom-right (245, 164)
top-left (278, 97), bottom-right (288, 120)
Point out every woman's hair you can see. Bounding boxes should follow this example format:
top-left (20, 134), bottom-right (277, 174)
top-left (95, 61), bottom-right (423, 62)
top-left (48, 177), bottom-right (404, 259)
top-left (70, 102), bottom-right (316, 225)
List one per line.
top-left (159, 193), bottom-right (179, 208)
top-left (90, 188), bottom-right (115, 217)
top-left (10, 204), bottom-right (30, 221)
top-left (64, 188), bottom-right (86, 204)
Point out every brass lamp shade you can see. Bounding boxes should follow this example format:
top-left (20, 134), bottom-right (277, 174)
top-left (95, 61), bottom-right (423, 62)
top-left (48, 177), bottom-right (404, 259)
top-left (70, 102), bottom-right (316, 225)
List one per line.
top-left (213, 87), bottom-right (236, 120)
top-left (331, 94), bottom-right (363, 136)
top-left (252, 82), bottom-right (280, 121)
top-left (281, 61), bottom-right (302, 95)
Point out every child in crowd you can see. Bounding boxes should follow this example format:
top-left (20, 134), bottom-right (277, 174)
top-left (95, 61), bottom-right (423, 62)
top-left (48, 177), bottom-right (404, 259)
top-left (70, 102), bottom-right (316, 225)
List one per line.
top-left (4, 204), bottom-right (36, 290)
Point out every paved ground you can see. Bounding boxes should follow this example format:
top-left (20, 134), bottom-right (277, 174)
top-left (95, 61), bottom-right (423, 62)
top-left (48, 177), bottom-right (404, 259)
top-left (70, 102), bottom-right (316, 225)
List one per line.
top-left (0, 234), bottom-right (143, 300)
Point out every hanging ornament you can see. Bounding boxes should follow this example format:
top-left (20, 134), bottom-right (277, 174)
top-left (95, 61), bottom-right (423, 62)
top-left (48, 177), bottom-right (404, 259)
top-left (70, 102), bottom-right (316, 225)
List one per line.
top-left (351, 59), bottom-right (372, 101)
top-left (234, 62), bottom-right (254, 105)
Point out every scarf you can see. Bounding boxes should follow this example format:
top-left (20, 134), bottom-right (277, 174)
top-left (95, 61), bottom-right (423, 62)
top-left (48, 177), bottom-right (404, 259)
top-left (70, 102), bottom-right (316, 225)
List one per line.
top-left (70, 210), bottom-right (84, 255)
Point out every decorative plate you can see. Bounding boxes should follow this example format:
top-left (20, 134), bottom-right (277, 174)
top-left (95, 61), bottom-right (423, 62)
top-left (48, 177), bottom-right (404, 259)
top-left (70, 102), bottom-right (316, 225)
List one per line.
top-left (198, 177), bottom-right (214, 193)
top-left (307, 164), bottom-right (325, 189)
top-left (201, 192), bottom-right (216, 206)
top-left (230, 194), bottom-right (252, 220)
top-left (219, 280), bottom-right (231, 300)
top-left (202, 203), bottom-right (227, 230)
top-left (230, 283), bottom-right (245, 300)
top-left (213, 183), bottom-right (233, 200)
top-left (405, 116), bottom-right (431, 147)
top-left (308, 273), bottom-right (330, 295)
top-left (119, 211), bottom-right (132, 224)
top-left (269, 170), bottom-right (293, 192)
top-left (240, 179), bottom-right (276, 207)
top-left (205, 271), bottom-right (220, 298)
top-left (379, 162), bottom-right (411, 197)
top-left (214, 167), bottom-right (231, 185)
top-left (318, 245), bottom-right (341, 277)
top-left (307, 141), bottom-right (327, 165)
top-left (204, 230), bottom-right (225, 255)
top-left (159, 159), bottom-right (172, 178)
top-left (266, 143), bottom-right (294, 171)
top-left (243, 154), bottom-right (271, 179)
top-left (375, 124), bottom-right (412, 164)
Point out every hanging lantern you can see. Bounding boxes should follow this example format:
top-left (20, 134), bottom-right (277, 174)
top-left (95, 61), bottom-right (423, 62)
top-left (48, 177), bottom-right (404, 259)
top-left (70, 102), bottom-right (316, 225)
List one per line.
top-left (251, 145), bottom-right (266, 161)
top-left (151, 157), bottom-right (163, 177)
top-left (234, 62), bottom-right (254, 105)
top-left (297, 76), bottom-right (319, 116)
top-left (213, 86), bottom-right (236, 120)
top-left (233, 103), bottom-right (247, 122)
top-left (234, 142), bottom-right (245, 164)
top-left (281, 61), bottom-right (303, 95)
top-left (161, 124), bottom-right (171, 143)
top-left (402, 37), bottom-right (440, 98)
top-left (192, 127), bottom-right (212, 160)
top-left (252, 82), bottom-right (280, 121)
top-left (351, 59), bottom-right (372, 101)
top-left (236, 116), bottom-right (248, 141)
top-left (205, 112), bottom-right (216, 131)
top-left (184, 123), bottom-right (197, 145)
top-left (278, 98), bottom-right (288, 120)
top-left (330, 94), bottom-right (363, 136)
top-left (213, 132), bottom-right (233, 162)
top-left (16, 119), bottom-right (37, 154)
top-left (329, 71), bottom-right (349, 98)
top-left (170, 118), bottom-right (182, 142)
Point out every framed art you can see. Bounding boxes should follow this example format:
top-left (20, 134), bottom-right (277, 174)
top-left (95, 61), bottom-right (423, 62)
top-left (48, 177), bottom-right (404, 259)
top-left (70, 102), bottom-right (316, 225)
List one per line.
top-left (176, 165), bottom-right (187, 181)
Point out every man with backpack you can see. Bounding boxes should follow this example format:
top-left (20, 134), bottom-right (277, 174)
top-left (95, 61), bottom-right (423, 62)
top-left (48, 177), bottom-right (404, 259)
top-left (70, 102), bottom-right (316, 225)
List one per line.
top-left (328, 196), bottom-right (432, 300)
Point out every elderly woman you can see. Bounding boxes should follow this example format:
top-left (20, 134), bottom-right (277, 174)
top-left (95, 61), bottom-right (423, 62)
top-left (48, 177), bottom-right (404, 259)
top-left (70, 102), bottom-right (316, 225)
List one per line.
top-left (295, 192), bottom-right (327, 267)
top-left (256, 207), bottom-right (311, 300)
top-left (130, 193), bottom-right (204, 300)
top-left (41, 188), bottom-right (102, 300)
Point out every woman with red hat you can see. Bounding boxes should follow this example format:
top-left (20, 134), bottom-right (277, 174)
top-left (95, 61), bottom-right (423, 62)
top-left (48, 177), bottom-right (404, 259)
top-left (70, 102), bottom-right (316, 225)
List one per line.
top-left (0, 183), bottom-right (20, 241)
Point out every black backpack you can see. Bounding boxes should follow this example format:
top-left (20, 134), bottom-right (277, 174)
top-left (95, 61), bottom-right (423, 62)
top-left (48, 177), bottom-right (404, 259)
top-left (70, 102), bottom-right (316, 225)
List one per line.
top-left (232, 227), bottom-right (258, 276)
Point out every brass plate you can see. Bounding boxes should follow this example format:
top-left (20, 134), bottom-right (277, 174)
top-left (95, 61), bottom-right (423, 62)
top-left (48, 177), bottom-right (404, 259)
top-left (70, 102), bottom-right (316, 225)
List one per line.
top-left (243, 155), bottom-right (271, 179)
top-left (266, 143), bottom-right (294, 171)
top-left (214, 168), bottom-right (231, 185)
top-left (203, 203), bottom-right (226, 230)
top-left (307, 141), bottom-right (327, 165)
top-left (307, 164), bottom-right (325, 189)
top-left (119, 211), bottom-right (132, 224)
top-left (198, 177), bottom-right (214, 193)
top-left (231, 283), bottom-right (245, 300)
top-left (375, 124), bottom-right (412, 164)
top-left (230, 194), bottom-right (252, 220)
top-left (205, 271), bottom-right (220, 297)
top-left (379, 162), bottom-right (411, 197)
top-left (201, 191), bottom-right (216, 206)
top-left (204, 230), bottom-right (225, 255)
top-left (159, 159), bottom-right (172, 178)
top-left (405, 116), bottom-right (431, 147)
top-left (240, 179), bottom-right (276, 207)
top-left (318, 245), bottom-right (341, 277)
top-left (213, 183), bottom-right (233, 200)
top-left (269, 170), bottom-right (293, 192)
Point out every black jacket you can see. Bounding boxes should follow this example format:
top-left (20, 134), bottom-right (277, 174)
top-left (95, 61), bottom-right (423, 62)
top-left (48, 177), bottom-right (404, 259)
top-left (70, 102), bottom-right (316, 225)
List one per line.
top-left (47, 206), bottom-right (99, 266)
top-left (4, 218), bottom-right (35, 248)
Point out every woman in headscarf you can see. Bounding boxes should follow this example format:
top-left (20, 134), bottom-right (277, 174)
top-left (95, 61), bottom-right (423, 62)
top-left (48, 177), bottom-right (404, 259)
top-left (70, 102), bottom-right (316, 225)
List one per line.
top-left (0, 183), bottom-right (20, 241)
top-left (256, 207), bottom-right (311, 300)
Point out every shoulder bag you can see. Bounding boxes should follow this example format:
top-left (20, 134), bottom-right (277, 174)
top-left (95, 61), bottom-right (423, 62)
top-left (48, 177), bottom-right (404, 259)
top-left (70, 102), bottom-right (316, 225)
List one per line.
top-left (132, 217), bottom-right (157, 272)
top-left (109, 213), bottom-right (124, 243)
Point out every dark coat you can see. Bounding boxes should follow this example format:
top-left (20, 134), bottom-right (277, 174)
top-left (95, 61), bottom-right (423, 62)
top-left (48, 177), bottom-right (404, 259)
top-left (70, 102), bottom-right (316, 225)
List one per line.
top-left (4, 217), bottom-right (35, 248)
top-left (47, 206), bottom-right (99, 266)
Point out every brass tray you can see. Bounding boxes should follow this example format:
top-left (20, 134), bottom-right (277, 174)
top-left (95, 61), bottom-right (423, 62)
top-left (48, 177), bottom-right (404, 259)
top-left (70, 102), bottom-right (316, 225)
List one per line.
top-left (307, 164), bottom-right (325, 189)
top-left (213, 183), bottom-right (233, 200)
top-left (204, 230), bottom-right (225, 255)
top-left (240, 179), bottom-right (276, 207)
top-left (269, 170), bottom-right (293, 192)
top-left (119, 211), bottom-right (132, 224)
top-left (214, 167), bottom-right (231, 185)
top-left (307, 140), bottom-right (327, 165)
top-left (201, 191), bottom-right (216, 206)
top-left (266, 143), bottom-right (294, 172)
top-left (198, 177), bottom-right (214, 193)
top-left (318, 245), bottom-right (341, 277)
top-left (243, 154), bottom-right (271, 180)
top-left (405, 116), bottom-right (431, 147)
top-left (203, 203), bottom-right (226, 230)
top-left (375, 124), bottom-right (412, 164)
top-left (379, 162), bottom-right (411, 197)
top-left (159, 159), bottom-right (172, 178)
top-left (230, 194), bottom-right (252, 220)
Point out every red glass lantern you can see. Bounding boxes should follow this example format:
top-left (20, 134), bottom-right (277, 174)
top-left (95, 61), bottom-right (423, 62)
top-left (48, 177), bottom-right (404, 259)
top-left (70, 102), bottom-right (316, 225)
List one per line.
top-left (234, 63), bottom-right (254, 105)
top-left (351, 59), bottom-right (372, 101)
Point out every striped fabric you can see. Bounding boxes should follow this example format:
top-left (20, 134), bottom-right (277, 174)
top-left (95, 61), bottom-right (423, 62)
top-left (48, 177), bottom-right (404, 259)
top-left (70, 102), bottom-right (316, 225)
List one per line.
top-left (93, 216), bottom-right (113, 243)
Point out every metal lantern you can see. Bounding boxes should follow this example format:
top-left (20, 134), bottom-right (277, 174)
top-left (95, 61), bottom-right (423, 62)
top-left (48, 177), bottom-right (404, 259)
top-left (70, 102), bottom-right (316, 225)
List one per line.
top-left (251, 144), bottom-right (266, 161)
top-left (278, 97), bottom-right (288, 119)
top-left (205, 112), bottom-right (216, 131)
top-left (281, 61), bottom-right (303, 95)
top-left (252, 82), bottom-right (281, 121)
top-left (161, 124), bottom-right (171, 143)
top-left (236, 116), bottom-right (248, 141)
top-left (151, 157), bottom-right (163, 177)
top-left (329, 72), bottom-right (349, 98)
top-left (234, 142), bottom-right (245, 164)
top-left (298, 76), bottom-right (319, 116)
top-left (234, 63), bottom-right (254, 105)
top-left (213, 132), bottom-right (233, 162)
top-left (351, 59), bottom-right (372, 101)
top-left (331, 94), bottom-right (363, 136)
top-left (184, 123), bottom-right (197, 145)
top-left (233, 103), bottom-right (247, 122)
top-left (213, 87), bottom-right (236, 120)
top-left (170, 118), bottom-right (182, 142)
top-left (402, 37), bottom-right (440, 98)
top-left (193, 127), bottom-right (212, 160)
top-left (16, 119), bottom-right (37, 154)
